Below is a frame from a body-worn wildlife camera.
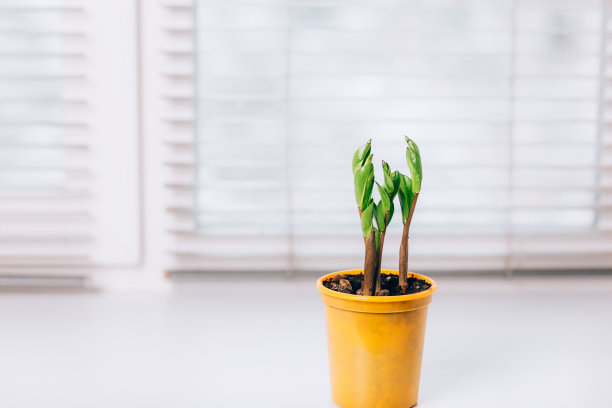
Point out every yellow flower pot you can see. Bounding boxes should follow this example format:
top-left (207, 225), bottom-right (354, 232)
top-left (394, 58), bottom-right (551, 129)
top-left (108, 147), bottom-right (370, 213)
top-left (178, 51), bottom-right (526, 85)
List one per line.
top-left (317, 269), bottom-right (437, 408)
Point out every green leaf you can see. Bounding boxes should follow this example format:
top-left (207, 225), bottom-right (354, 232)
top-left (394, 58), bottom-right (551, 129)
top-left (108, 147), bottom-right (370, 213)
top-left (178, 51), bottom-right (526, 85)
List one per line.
top-left (405, 136), bottom-right (422, 193)
top-left (353, 157), bottom-right (374, 209)
top-left (352, 140), bottom-right (372, 175)
top-left (388, 202), bottom-right (395, 225)
top-left (360, 200), bottom-right (374, 238)
top-left (398, 173), bottom-right (413, 223)
top-left (382, 160), bottom-right (393, 188)
top-left (390, 170), bottom-right (400, 199)
top-left (364, 166), bottom-right (375, 208)
top-left (374, 200), bottom-right (386, 232)
top-left (384, 174), bottom-right (394, 195)
top-left (382, 160), bottom-right (391, 174)
top-left (376, 182), bottom-right (391, 212)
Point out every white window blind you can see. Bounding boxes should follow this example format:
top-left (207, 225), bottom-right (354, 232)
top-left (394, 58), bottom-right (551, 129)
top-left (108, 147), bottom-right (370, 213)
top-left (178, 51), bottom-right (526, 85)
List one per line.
top-left (0, 0), bottom-right (140, 277)
top-left (161, 0), bottom-right (612, 274)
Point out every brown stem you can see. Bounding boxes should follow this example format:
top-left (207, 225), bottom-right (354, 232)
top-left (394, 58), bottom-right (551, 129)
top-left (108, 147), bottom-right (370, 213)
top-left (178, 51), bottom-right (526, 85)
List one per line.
top-left (398, 222), bottom-right (409, 293)
top-left (361, 230), bottom-right (378, 296)
top-left (374, 212), bottom-right (389, 295)
top-left (374, 231), bottom-right (385, 294)
top-left (398, 193), bottom-right (419, 294)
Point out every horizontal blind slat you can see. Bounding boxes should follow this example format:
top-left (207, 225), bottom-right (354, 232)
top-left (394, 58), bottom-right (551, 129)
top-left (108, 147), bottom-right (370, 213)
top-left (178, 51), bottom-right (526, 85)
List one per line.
top-left (163, 0), bottom-right (612, 273)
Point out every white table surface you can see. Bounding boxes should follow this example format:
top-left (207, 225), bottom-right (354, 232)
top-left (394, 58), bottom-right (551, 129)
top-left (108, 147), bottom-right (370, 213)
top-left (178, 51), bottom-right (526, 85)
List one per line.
top-left (1, 274), bottom-right (611, 407)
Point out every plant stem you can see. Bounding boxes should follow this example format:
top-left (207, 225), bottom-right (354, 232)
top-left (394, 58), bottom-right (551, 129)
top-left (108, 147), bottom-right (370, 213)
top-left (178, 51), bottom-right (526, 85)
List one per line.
top-left (374, 232), bottom-right (385, 294)
top-left (361, 230), bottom-right (378, 296)
top-left (398, 193), bottom-right (419, 293)
top-left (374, 212), bottom-right (389, 295)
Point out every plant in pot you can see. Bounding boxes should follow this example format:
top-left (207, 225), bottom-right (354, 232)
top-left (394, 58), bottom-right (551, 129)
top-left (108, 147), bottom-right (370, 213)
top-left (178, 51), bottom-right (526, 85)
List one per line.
top-left (316, 137), bottom-right (437, 408)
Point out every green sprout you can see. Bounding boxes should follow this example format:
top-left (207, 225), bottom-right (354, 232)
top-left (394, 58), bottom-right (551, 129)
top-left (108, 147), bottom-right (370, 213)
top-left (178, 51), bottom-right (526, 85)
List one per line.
top-left (398, 136), bottom-right (423, 293)
top-left (352, 137), bottom-right (423, 296)
top-left (352, 140), bottom-right (378, 295)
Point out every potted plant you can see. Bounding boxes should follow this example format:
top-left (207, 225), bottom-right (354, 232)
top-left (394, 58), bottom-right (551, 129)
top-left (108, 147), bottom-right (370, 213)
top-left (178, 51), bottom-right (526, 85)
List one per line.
top-left (316, 137), bottom-right (437, 408)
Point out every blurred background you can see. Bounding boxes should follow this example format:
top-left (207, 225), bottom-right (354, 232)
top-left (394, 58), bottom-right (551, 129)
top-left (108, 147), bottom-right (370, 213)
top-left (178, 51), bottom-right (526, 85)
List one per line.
top-left (3, 0), bottom-right (611, 282)
top-left (1, 0), bottom-right (611, 407)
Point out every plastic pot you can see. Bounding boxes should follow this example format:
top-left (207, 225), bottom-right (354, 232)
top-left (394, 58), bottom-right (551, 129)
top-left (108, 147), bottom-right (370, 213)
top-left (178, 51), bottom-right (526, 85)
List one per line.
top-left (316, 269), bottom-right (437, 408)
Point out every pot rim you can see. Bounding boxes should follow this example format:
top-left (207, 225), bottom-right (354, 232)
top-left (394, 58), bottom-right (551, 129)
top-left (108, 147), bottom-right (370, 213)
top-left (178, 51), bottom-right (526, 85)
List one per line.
top-left (316, 269), bottom-right (437, 303)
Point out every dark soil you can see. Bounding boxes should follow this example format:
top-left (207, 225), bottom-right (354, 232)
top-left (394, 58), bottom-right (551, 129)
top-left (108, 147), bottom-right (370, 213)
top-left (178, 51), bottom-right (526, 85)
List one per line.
top-left (323, 273), bottom-right (431, 296)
